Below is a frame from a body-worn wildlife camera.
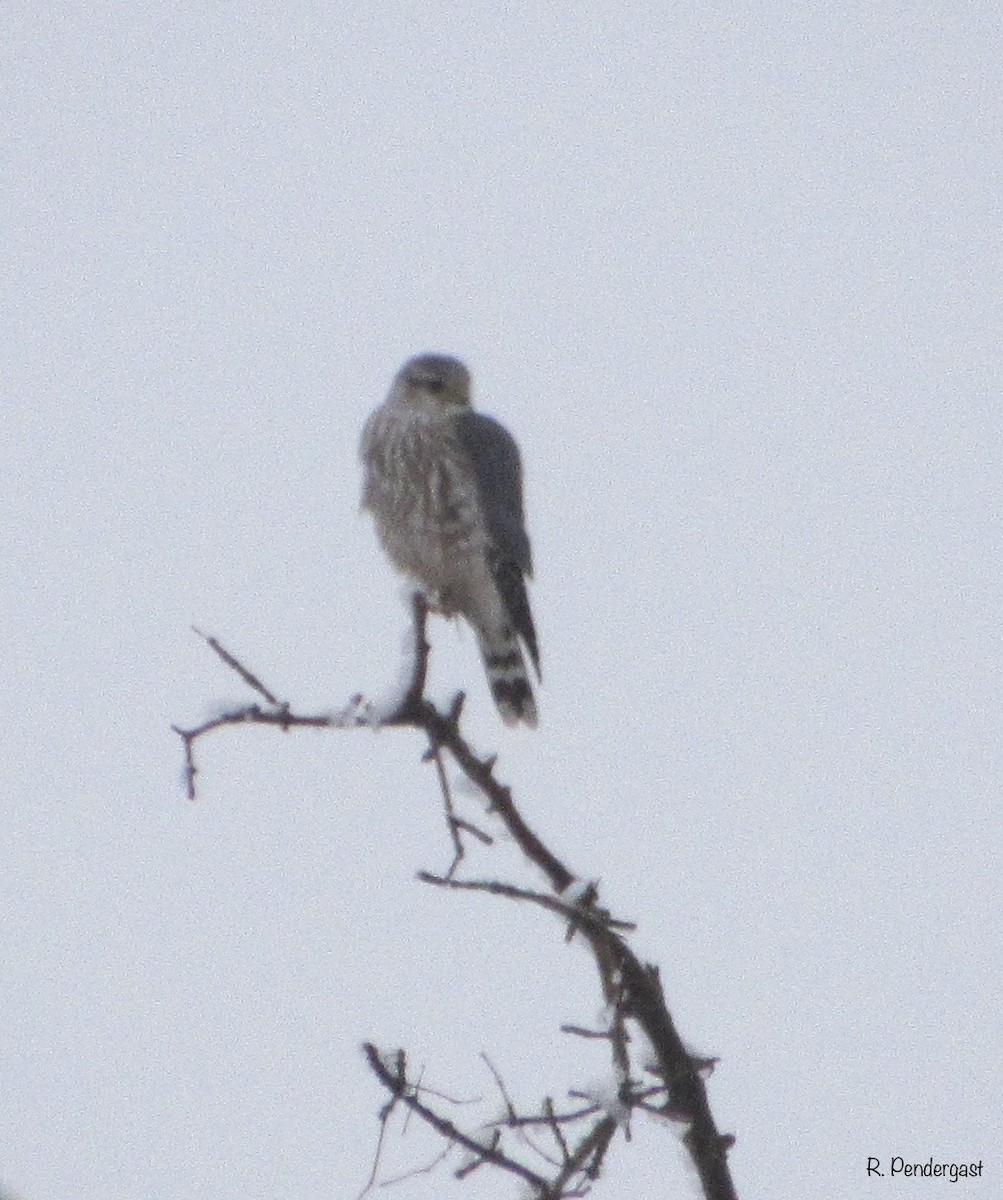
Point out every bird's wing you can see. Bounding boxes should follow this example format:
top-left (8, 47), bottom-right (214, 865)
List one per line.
top-left (454, 411), bottom-right (532, 574)
top-left (455, 411), bottom-right (539, 676)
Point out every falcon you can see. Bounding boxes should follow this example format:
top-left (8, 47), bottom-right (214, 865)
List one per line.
top-left (360, 354), bottom-right (540, 725)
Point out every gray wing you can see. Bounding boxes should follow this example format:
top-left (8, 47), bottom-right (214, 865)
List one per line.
top-left (455, 411), bottom-right (532, 574)
top-left (455, 410), bottom-right (539, 677)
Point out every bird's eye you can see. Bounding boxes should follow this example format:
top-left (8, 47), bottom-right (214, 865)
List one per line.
top-left (425, 379), bottom-right (444, 393)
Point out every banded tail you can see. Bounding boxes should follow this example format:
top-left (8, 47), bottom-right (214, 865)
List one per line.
top-left (477, 627), bottom-right (538, 727)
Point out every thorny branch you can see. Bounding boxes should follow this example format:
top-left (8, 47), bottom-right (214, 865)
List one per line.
top-left (174, 596), bottom-right (739, 1200)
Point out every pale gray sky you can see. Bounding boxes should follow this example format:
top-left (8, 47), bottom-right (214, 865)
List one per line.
top-left (3, 3), bottom-right (1000, 1198)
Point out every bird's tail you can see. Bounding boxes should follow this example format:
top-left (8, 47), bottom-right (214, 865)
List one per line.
top-left (477, 627), bottom-right (538, 727)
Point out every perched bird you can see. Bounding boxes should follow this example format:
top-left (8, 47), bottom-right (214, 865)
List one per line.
top-left (360, 353), bottom-right (540, 725)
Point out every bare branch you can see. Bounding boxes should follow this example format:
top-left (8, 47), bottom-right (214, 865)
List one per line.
top-left (375, 1143), bottom-right (453, 1191)
top-left (415, 873), bottom-right (635, 933)
top-left (553, 1116), bottom-right (618, 1194)
top-left (506, 1100), bottom-right (603, 1129)
top-left (362, 1045), bottom-right (552, 1196)
top-left (192, 626), bottom-right (281, 705)
top-left (175, 599), bottom-right (573, 887)
top-left (398, 592), bottom-right (431, 714)
top-left (479, 1055), bottom-right (563, 1169)
top-left (177, 595), bottom-right (740, 1200)
top-left (560, 1025), bottom-right (614, 1040)
top-left (480, 1053), bottom-right (518, 1123)
top-left (543, 1097), bottom-right (572, 1163)
top-left (356, 1090), bottom-right (397, 1200)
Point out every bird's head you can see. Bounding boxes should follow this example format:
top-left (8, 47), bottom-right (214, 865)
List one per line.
top-left (396, 353), bottom-right (471, 408)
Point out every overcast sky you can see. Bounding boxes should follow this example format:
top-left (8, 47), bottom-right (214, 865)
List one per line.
top-left (3, 3), bottom-right (1000, 1198)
